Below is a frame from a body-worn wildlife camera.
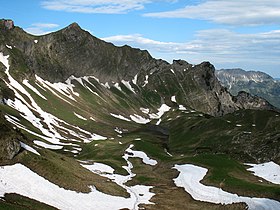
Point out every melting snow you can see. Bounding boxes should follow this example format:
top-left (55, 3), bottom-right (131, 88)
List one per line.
top-left (86, 133), bottom-right (107, 142)
top-left (122, 80), bottom-right (136, 94)
top-left (114, 127), bottom-right (123, 134)
top-left (130, 114), bottom-right (151, 124)
top-left (179, 105), bottom-right (187, 111)
top-left (132, 74), bottom-right (138, 85)
top-left (81, 145), bottom-right (156, 209)
top-left (246, 162), bottom-right (280, 185)
top-left (33, 140), bottom-right (63, 150)
top-left (114, 83), bottom-right (122, 91)
top-left (5, 45), bottom-right (12, 49)
top-left (0, 54), bottom-right (107, 153)
top-left (156, 119), bottom-right (161, 125)
top-left (142, 75), bottom-right (149, 87)
top-left (110, 113), bottom-right (131, 122)
top-left (140, 108), bottom-right (149, 114)
top-left (20, 142), bottom-right (40, 156)
top-left (126, 144), bottom-right (157, 166)
top-left (0, 164), bottom-right (154, 210)
top-left (149, 104), bottom-right (171, 119)
top-left (170, 69), bottom-right (175, 74)
top-left (171, 96), bottom-right (176, 103)
top-left (236, 124), bottom-right (242, 127)
top-left (23, 79), bottom-right (47, 100)
top-left (74, 112), bottom-right (87, 121)
top-left (173, 164), bottom-right (280, 210)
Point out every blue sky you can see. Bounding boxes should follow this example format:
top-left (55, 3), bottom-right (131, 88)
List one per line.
top-left (1, 0), bottom-right (280, 78)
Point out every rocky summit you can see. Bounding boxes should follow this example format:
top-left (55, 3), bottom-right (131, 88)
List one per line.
top-left (0, 20), bottom-right (279, 210)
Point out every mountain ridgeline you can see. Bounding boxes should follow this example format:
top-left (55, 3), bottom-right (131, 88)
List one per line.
top-left (0, 21), bottom-right (276, 117)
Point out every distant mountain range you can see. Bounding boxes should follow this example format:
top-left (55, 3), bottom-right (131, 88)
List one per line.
top-left (216, 68), bottom-right (280, 108)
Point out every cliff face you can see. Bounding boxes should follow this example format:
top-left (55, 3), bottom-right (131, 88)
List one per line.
top-left (0, 21), bottom-right (277, 116)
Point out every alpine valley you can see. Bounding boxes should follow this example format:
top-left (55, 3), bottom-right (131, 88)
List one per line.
top-left (0, 20), bottom-right (280, 210)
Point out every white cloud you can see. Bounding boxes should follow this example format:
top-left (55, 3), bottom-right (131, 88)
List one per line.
top-left (102, 29), bottom-right (280, 76)
top-left (25, 23), bottom-right (59, 35)
top-left (144, 0), bottom-right (280, 26)
top-left (41, 0), bottom-right (176, 14)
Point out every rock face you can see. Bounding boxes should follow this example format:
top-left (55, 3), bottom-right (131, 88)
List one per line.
top-left (0, 21), bottom-right (278, 116)
top-left (0, 112), bottom-right (21, 161)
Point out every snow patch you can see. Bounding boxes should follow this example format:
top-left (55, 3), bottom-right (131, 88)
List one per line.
top-left (110, 113), bottom-right (131, 122)
top-left (114, 83), bottom-right (122, 91)
top-left (149, 104), bottom-right (171, 119)
top-left (173, 164), bottom-right (280, 209)
top-left (20, 142), bottom-right (40, 156)
top-left (142, 75), bottom-right (149, 87)
top-left (132, 74), bottom-right (138, 85)
top-left (122, 80), bottom-right (136, 94)
top-left (34, 40), bottom-right (38, 43)
top-left (171, 95), bottom-right (176, 103)
top-left (126, 144), bottom-right (157, 166)
top-left (33, 140), bottom-right (63, 150)
top-left (246, 162), bottom-right (280, 185)
top-left (130, 114), bottom-right (151, 124)
top-left (5, 45), bottom-right (12, 49)
top-left (114, 127), bottom-right (123, 134)
top-left (140, 107), bottom-right (149, 114)
top-left (179, 105), bottom-right (187, 111)
top-left (74, 112), bottom-right (87, 121)
top-left (156, 119), bottom-right (162, 125)
top-left (23, 79), bottom-right (47, 100)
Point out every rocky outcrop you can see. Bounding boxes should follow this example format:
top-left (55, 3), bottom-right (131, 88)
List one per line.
top-left (0, 19), bottom-right (14, 30)
top-left (0, 112), bottom-right (21, 161)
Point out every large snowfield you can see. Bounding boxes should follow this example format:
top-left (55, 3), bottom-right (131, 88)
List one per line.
top-left (0, 164), bottom-right (149, 210)
top-left (0, 144), bottom-right (157, 210)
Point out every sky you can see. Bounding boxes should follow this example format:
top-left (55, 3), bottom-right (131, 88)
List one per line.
top-left (1, 0), bottom-right (280, 78)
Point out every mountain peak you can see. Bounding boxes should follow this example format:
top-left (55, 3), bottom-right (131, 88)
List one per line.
top-left (68, 22), bottom-right (81, 29)
top-left (0, 19), bottom-right (14, 30)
